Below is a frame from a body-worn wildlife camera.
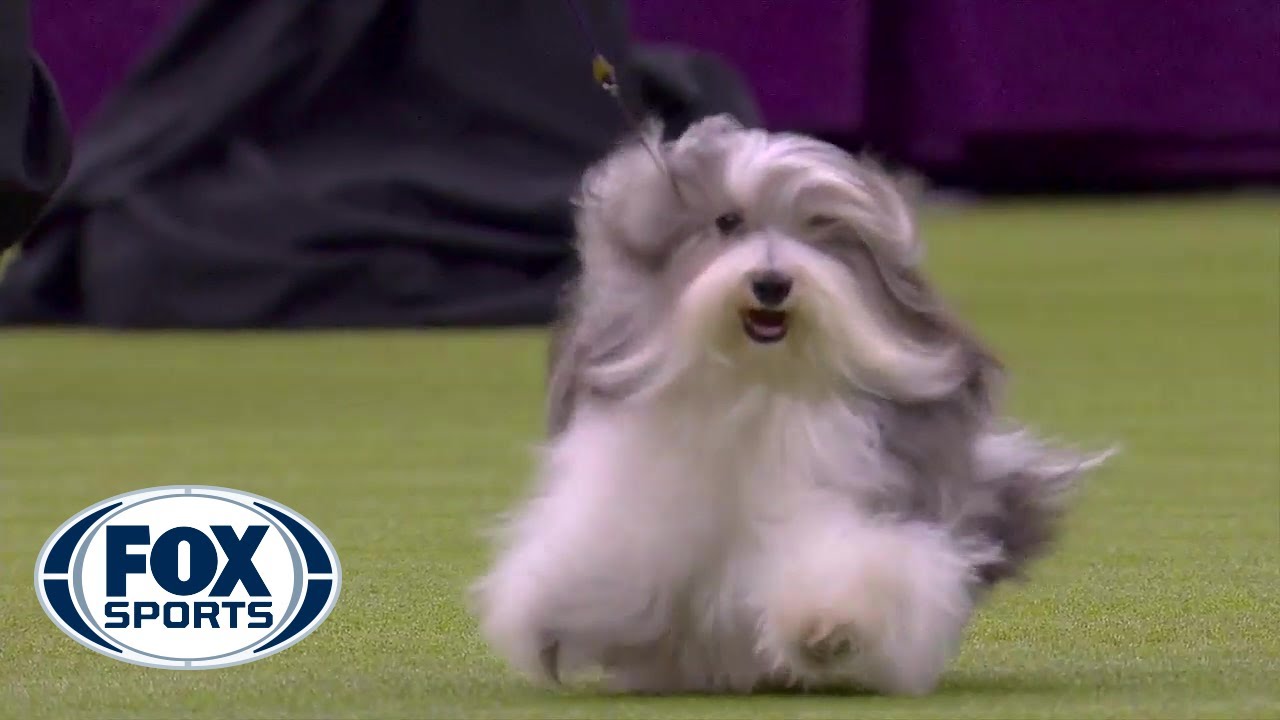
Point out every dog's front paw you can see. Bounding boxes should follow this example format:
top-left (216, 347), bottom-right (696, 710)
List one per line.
top-left (472, 557), bottom-right (661, 687)
top-left (796, 615), bottom-right (861, 666)
top-left (763, 599), bottom-right (882, 679)
top-left (758, 588), bottom-right (880, 683)
top-left (756, 521), bottom-right (978, 695)
top-left (474, 598), bottom-right (557, 683)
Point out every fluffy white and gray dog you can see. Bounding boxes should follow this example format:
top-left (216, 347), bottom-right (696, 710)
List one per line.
top-left (472, 115), bottom-right (1110, 696)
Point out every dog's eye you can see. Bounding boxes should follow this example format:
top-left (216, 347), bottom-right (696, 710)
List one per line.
top-left (806, 215), bottom-right (838, 229)
top-left (714, 212), bottom-right (744, 235)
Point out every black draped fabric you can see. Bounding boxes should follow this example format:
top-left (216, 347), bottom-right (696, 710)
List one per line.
top-left (0, 0), bottom-right (72, 249)
top-left (0, 0), bottom-right (758, 327)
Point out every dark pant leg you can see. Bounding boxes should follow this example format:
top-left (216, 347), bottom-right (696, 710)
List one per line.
top-left (0, 0), bottom-right (71, 249)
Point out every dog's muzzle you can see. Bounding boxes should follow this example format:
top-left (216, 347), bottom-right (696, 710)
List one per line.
top-left (741, 269), bottom-right (793, 344)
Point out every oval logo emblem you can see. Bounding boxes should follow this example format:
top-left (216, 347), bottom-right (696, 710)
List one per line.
top-left (34, 486), bottom-right (341, 669)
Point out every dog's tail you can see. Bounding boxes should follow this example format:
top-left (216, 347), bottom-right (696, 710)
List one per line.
top-left (960, 429), bottom-right (1116, 586)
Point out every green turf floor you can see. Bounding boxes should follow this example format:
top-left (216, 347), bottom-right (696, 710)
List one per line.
top-left (2, 197), bottom-right (1277, 719)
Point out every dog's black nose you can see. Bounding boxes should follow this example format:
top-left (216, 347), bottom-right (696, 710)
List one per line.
top-left (750, 270), bottom-right (793, 307)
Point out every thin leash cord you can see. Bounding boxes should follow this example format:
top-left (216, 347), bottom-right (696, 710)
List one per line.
top-left (561, 0), bottom-right (683, 199)
top-left (561, 0), bottom-right (635, 124)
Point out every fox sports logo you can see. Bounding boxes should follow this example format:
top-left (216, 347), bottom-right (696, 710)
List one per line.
top-left (35, 486), bottom-right (341, 669)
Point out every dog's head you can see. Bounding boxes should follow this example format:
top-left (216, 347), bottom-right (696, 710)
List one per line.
top-left (552, 115), bottom-right (997, 426)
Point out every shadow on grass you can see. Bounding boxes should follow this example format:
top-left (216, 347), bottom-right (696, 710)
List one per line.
top-left (935, 669), bottom-right (1084, 696)
top-left (531, 668), bottom-right (1082, 703)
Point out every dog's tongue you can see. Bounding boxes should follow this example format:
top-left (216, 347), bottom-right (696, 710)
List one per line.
top-left (746, 309), bottom-right (786, 329)
top-left (744, 309), bottom-right (788, 340)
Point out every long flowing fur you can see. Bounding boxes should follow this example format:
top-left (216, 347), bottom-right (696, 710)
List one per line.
top-left (474, 115), bottom-right (1113, 695)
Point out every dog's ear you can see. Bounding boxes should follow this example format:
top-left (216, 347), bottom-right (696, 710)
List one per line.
top-left (545, 274), bottom-right (663, 437)
top-left (842, 154), bottom-right (926, 268)
top-left (572, 119), bottom-right (685, 273)
top-left (820, 156), bottom-right (1002, 410)
top-left (862, 240), bottom-right (1002, 411)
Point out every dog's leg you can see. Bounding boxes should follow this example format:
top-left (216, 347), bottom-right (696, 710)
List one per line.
top-left (754, 513), bottom-right (978, 695)
top-left (472, 486), bottom-right (671, 685)
top-left (472, 410), bottom-right (709, 688)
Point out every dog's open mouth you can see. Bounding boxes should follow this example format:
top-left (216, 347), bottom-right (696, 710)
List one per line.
top-left (741, 309), bottom-right (789, 344)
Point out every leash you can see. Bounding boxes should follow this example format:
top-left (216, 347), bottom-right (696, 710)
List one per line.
top-left (561, 0), bottom-right (684, 199)
top-left (561, 0), bottom-right (632, 124)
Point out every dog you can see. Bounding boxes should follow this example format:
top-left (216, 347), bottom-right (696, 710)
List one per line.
top-left (471, 115), bottom-right (1111, 696)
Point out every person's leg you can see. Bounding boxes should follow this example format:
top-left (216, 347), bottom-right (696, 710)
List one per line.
top-left (0, 0), bottom-right (71, 249)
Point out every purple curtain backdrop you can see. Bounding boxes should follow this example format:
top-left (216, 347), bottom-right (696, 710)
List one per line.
top-left (31, 0), bottom-right (1280, 187)
top-left (31, 0), bottom-right (191, 135)
top-left (629, 0), bottom-right (1280, 186)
